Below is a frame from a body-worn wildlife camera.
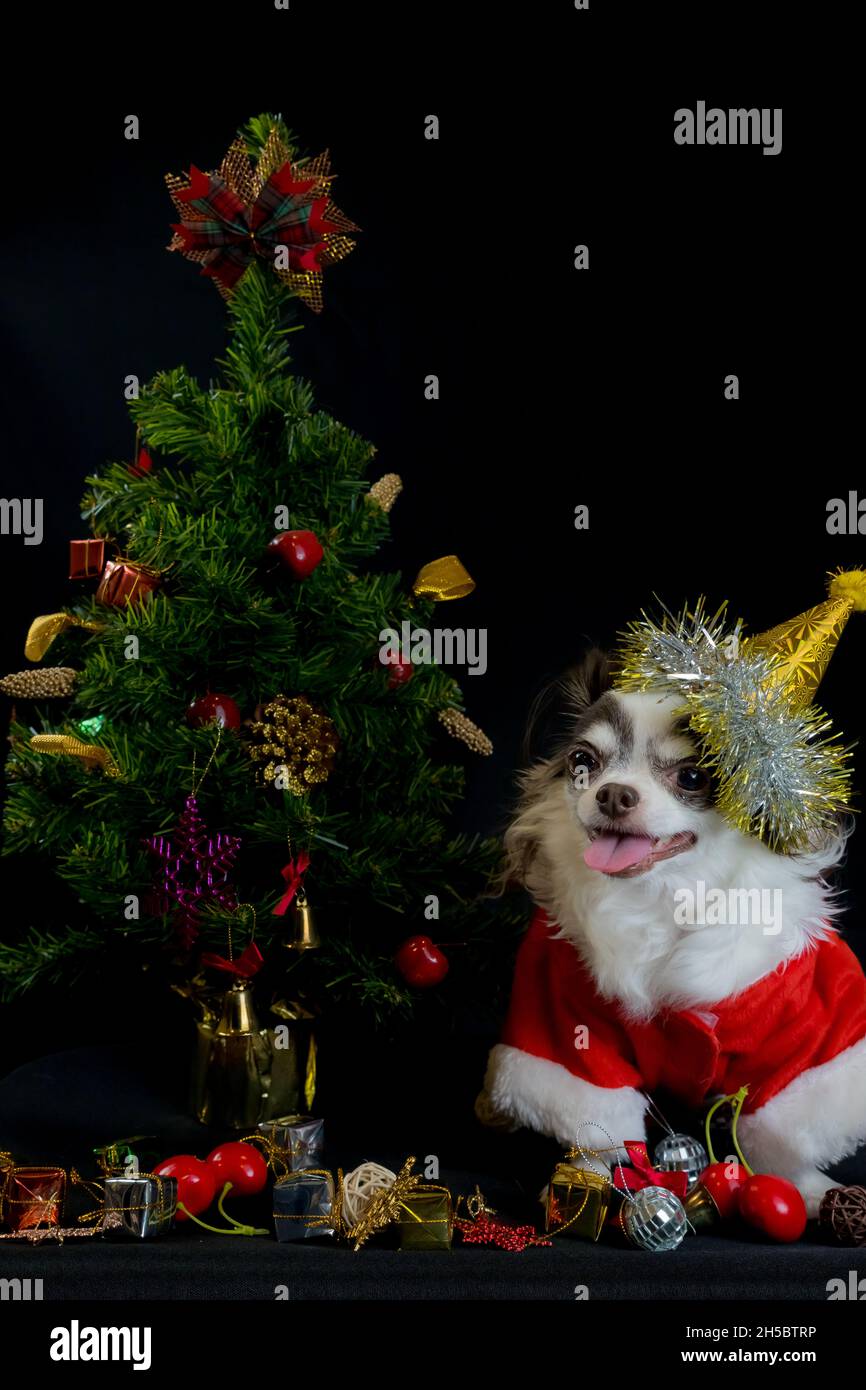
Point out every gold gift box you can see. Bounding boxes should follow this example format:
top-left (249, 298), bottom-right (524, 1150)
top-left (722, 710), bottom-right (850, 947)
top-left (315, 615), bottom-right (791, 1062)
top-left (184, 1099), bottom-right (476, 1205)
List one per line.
top-left (545, 1163), bottom-right (610, 1240)
top-left (396, 1189), bottom-right (453, 1250)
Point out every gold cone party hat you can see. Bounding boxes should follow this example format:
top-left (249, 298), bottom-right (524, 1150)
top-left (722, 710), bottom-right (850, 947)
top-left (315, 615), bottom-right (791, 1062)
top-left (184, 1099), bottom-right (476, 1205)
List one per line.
top-left (743, 568), bottom-right (866, 712)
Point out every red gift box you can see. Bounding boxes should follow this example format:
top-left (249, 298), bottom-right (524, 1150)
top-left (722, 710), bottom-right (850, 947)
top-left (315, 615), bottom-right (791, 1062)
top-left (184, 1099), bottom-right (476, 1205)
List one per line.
top-left (1, 1167), bottom-right (65, 1232)
top-left (69, 538), bottom-right (106, 580)
top-left (95, 558), bottom-right (161, 608)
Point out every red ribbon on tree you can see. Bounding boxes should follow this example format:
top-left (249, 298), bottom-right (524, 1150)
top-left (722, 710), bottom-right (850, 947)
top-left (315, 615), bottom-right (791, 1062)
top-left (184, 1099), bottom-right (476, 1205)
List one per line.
top-left (199, 941), bottom-right (264, 979)
top-left (612, 1141), bottom-right (689, 1199)
top-left (272, 852), bottom-right (311, 917)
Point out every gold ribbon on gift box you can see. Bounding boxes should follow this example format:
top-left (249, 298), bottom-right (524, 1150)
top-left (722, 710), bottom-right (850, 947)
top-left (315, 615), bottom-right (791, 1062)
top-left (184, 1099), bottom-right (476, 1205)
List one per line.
top-left (272, 1170), bottom-right (335, 1232)
top-left (412, 555), bottom-right (475, 601)
top-left (0, 1166), bottom-right (66, 1231)
top-left (546, 1162), bottom-right (611, 1239)
top-left (396, 1183), bottom-right (454, 1249)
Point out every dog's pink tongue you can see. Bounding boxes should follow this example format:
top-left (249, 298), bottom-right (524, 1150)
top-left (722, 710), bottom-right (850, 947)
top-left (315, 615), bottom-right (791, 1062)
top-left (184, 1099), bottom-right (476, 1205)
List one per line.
top-left (584, 833), bottom-right (655, 873)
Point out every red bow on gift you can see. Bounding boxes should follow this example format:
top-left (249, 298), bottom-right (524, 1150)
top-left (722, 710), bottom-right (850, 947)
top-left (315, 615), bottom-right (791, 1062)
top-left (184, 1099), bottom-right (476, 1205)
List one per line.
top-left (199, 941), bottom-right (264, 979)
top-left (272, 852), bottom-right (311, 917)
top-left (612, 1141), bottom-right (689, 1198)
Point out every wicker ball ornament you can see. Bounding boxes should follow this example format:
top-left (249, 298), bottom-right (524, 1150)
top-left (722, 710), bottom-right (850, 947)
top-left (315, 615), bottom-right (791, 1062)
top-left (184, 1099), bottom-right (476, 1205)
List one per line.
top-left (653, 1134), bottom-right (709, 1192)
top-left (247, 694), bottom-right (339, 793)
top-left (819, 1185), bottom-right (866, 1246)
top-left (339, 1162), bottom-right (397, 1227)
top-left (621, 1185), bottom-right (688, 1252)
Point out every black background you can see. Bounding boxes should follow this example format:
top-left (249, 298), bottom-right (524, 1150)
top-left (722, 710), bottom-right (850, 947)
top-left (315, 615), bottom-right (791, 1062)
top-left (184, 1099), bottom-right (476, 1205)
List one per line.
top-left (0, 8), bottom-right (862, 1136)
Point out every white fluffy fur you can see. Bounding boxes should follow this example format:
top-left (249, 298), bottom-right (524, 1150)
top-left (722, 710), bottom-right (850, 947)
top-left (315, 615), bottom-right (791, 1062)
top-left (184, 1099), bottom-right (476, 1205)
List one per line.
top-left (484, 1043), bottom-right (649, 1149)
top-left (483, 689), bottom-right (866, 1213)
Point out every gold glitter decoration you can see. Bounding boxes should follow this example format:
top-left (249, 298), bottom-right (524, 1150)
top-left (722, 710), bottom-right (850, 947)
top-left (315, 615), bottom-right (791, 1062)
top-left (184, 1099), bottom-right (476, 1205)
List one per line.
top-left (252, 127), bottom-right (295, 195)
top-left (220, 136), bottom-right (258, 205)
top-left (247, 694), bottom-right (339, 793)
top-left (30, 734), bottom-right (121, 779)
top-left (438, 707), bottom-right (493, 756)
top-left (0, 667), bottom-right (78, 699)
top-left (367, 473), bottom-right (403, 513)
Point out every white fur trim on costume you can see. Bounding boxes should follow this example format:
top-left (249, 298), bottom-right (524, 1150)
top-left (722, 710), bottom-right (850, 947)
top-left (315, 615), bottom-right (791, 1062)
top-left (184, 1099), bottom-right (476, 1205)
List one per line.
top-left (483, 1043), bottom-right (648, 1149)
top-left (738, 1036), bottom-right (866, 1215)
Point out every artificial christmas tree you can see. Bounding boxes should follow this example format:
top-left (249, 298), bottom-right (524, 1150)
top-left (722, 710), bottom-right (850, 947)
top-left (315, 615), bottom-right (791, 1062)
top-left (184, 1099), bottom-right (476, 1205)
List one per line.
top-left (0, 115), bottom-right (516, 1075)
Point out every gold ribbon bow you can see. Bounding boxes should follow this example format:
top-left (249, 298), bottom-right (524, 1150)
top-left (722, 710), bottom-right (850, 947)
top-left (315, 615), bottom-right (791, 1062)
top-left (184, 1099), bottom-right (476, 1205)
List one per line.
top-left (412, 555), bottom-right (475, 601)
top-left (239, 1132), bottom-right (291, 1181)
top-left (30, 734), bottom-right (121, 778)
top-left (25, 613), bottom-right (103, 662)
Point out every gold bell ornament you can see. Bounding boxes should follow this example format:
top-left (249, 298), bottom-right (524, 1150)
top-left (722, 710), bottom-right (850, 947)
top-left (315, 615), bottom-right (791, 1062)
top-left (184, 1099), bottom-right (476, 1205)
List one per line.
top-left (286, 886), bottom-right (320, 951)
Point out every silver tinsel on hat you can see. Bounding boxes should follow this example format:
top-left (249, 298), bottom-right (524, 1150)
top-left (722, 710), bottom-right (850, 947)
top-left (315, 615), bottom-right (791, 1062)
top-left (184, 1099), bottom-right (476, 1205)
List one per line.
top-left (615, 598), bottom-right (852, 852)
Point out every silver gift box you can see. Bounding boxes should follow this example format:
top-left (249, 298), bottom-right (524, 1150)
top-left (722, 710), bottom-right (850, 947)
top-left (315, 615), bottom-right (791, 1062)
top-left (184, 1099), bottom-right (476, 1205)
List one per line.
top-left (258, 1114), bottom-right (324, 1171)
top-left (103, 1174), bottom-right (177, 1239)
top-left (273, 1172), bottom-right (334, 1242)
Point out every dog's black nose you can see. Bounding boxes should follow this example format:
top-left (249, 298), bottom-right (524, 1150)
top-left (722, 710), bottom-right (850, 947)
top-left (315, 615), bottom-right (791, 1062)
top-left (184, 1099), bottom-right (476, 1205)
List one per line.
top-left (595, 782), bottom-right (639, 818)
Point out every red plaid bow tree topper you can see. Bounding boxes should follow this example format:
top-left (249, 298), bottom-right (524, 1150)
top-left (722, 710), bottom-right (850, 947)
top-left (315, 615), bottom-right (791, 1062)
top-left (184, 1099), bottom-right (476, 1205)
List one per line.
top-left (166, 126), bottom-right (358, 311)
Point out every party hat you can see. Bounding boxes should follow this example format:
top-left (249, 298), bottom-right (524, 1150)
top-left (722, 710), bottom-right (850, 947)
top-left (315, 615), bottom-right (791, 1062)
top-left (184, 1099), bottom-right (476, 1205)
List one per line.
top-left (613, 571), bottom-right (866, 851)
top-left (743, 569), bottom-right (866, 712)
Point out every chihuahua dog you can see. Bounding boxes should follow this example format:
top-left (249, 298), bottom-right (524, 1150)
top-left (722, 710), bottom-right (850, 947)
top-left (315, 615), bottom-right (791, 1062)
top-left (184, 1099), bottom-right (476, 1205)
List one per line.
top-left (481, 651), bottom-right (866, 1214)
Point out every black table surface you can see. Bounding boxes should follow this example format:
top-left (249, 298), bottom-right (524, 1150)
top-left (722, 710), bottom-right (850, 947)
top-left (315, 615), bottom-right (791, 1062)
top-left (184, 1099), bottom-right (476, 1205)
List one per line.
top-left (1, 1041), bottom-right (864, 1301)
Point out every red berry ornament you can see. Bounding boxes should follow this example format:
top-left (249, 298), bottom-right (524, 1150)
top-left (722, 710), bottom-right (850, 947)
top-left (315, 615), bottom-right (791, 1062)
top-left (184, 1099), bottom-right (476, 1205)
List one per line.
top-left (738, 1174), bottom-right (807, 1243)
top-left (187, 692), bottom-right (241, 730)
top-left (697, 1162), bottom-right (748, 1219)
top-left (699, 1087), bottom-right (807, 1242)
top-left (153, 1155), bottom-right (216, 1221)
top-left (128, 448), bottom-right (153, 478)
top-left (394, 935), bottom-right (449, 988)
top-left (386, 658), bottom-right (413, 689)
top-left (268, 530), bottom-right (323, 579)
top-left (206, 1142), bottom-right (268, 1198)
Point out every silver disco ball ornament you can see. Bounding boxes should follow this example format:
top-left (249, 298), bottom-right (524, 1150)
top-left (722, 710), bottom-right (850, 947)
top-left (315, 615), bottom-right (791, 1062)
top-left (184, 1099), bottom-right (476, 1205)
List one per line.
top-left (622, 1185), bottom-right (688, 1252)
top-left (653, 1133), bottom-right (708, 1191)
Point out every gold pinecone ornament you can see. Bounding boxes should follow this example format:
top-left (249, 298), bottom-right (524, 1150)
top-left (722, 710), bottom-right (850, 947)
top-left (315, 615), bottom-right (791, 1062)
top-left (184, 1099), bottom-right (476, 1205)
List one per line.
top-left (0, 668), bottom-right (78, 699)
top-left (367, 473), bottom-right (403, 513)
top-left (438, 707), bottom-right (493, 756)
top-left (247, 695), bottom-right (339, 793)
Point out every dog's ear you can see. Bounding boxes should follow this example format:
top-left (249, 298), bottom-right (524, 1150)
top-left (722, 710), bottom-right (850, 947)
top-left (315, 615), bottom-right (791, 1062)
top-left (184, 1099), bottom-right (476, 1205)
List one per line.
top-left (521, 647), bottom-right (613, 762)
top-left (563, 647), bottom-right (614, 714)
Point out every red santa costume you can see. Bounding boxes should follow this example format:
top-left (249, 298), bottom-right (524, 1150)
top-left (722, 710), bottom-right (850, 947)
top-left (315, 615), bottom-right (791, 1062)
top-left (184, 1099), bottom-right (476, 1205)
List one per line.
top-left (488, 906), bottom-right (866, 1128)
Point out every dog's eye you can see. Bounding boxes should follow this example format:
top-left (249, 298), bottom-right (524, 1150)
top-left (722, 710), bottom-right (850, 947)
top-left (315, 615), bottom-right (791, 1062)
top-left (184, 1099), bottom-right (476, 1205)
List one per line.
top-left (677, 766), bottom-right (708, 791)
top-left (568, 749), bottom-right (599, 777)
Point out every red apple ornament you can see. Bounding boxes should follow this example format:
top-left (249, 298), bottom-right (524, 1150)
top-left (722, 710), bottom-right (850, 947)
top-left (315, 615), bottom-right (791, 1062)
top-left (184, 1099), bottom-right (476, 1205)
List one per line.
top-left (187, 692), bottom-right (241, 730)
top-left (206, 1142), bottom-right (268, 1198)
top-left (268, 530), bottom-right (323, 579)
top-left (153, 1155), bottom-right (216, 1221)
top-left (395, 935), bottom-right (449, 987)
